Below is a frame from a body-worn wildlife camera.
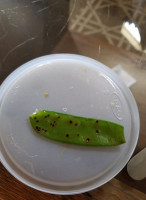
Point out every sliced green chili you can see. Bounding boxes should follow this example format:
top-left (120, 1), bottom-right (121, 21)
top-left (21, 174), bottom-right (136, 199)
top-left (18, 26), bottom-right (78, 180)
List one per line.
top-left (29, 110), bottom-right (125, 146)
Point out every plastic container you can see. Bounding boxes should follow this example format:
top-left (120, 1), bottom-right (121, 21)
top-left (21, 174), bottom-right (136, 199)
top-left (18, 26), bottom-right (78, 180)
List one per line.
top-left (0, 54), bottom-right (140, 194)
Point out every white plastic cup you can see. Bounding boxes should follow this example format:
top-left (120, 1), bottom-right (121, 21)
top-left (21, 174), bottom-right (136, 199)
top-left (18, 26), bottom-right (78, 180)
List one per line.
top-left (0, 54), bottom-right (139, 194)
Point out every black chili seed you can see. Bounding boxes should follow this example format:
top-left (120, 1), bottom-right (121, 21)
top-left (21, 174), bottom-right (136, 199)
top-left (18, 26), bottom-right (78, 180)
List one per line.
top-left (66, 133), bottom-right (69, 138)
top-left (36, 126), bottom-right (41, 131)
top-left (57, 116), bottom-right (60, 119)
top-left (77, 134), bottom-right (80, 137)
top-left (50, 123), bottom-right (55, 127)
top-left (44, 114), bottom-right (50, 118)
top-left (69, 120), bottom-right (73, 124)
top-left (34, 117), bottom-right (37, 119)
top-left (86, 138), bottom-right (90, 143)
top-left (96, 130), bottom-right (99, 134)
top-left (36, 120), bottom-right (39, 123)
top-left (75, 123), bottom-right (78, 126)
top-left (45, 130), bottom-right (47, 132)
top-left (95, 120), bottom-right (98, 124)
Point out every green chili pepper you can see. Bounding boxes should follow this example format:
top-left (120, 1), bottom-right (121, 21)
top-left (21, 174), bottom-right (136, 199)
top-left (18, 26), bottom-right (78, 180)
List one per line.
top-left (29, 110), bottom-right (125, 146)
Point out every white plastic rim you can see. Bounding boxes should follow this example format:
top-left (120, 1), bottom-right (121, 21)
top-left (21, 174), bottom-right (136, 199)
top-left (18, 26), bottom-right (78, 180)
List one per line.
top-left (0, 54), bottom-right (140, 194)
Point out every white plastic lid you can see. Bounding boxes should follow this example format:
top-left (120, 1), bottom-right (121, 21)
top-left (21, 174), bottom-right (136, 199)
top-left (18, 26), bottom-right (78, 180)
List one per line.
top-left (0, 54), bottom-right (139, 194)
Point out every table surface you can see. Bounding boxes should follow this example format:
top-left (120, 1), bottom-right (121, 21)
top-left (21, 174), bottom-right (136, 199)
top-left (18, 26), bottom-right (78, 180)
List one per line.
top-left (0, 1), bottom-right (146, 199)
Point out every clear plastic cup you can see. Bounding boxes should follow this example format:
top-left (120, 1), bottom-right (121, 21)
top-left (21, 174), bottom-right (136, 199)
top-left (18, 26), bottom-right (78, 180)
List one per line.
top-left (0, 54), bottom-right (139, 194)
